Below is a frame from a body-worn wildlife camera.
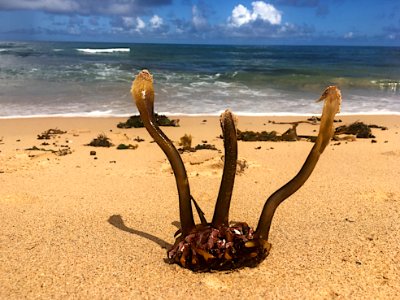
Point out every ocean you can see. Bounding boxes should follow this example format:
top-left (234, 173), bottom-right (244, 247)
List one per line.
top-left (0, 41), bottom-right (399, 118)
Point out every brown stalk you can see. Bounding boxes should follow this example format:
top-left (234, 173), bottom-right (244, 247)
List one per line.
top-left (211, 110), bottom-right (238, 228)
top-left (255, 86), bottom-right (342, 240)
top-left (131, 70), bottom-right (195, 236)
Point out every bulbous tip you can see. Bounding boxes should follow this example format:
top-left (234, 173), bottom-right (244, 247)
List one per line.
top-left (317, 85), bottom-right (342, 113)
top-left (220, 109), bottom-right (238, 132)
top-left (136, 69), bottom-right (153, 82)
top-left (317, 86), bottom-right (341, 102)
top-left (131, 69), bottom-right (154, 102)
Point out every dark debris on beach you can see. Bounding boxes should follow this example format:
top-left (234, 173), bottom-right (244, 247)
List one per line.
top-left (117, 114), bottom-right (179, 128)
top-left (86, 134), bottom-right (114, 147)
top-left (237, 119), bottom-right (387, 142)
top-left (335, 121), bottom-right (387, 139)
top-left (37, 128), bottom-right (67, 140)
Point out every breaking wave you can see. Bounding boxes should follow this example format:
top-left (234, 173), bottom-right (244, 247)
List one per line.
top-left (76, 48), bottom-right (130, 54)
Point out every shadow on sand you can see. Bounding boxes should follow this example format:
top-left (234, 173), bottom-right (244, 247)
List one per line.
top-left (108, 214), bottom-right (173, 249)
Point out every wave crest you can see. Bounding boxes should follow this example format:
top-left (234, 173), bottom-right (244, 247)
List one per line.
top-left (76, 48), bottom-right (130, 54)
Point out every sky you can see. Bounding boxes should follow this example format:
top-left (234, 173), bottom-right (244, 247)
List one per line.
top-left (0, 0), bottom-right (399, 46)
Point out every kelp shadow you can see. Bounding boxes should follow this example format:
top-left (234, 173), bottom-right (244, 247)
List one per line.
top-left (108, 214), bottom-right (172, 249)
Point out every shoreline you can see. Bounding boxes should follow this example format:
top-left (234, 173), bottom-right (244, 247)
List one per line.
top-left (1, 111), bottom-right (400, 120)
top-left (1, 114), bottom-right (399, 299)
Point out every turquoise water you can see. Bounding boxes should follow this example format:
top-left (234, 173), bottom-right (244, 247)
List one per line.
top-left (0, 41), bottom-right (399, 117)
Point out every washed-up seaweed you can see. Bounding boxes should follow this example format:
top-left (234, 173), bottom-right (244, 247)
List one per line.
top-left (37, 128), bottom-right (67, 140)
top-left (130, 69), bottom-right (342, 272)
top-left (237, 124), bottom-right (299, 142)
top-left (117, 114), bottom-right (179, 128)
top-left (177, 134), bottom-right (218, 152)
top-left (306, 116), bottom-right (343, 123)
top-left (116, 143), bottom-right (138, 150)
top-left (335, 121), bottom-right (387, 139)
top-left (86, 134), bottom-right (114, 147)
top-left (25, 145), bottom-right (72, 156)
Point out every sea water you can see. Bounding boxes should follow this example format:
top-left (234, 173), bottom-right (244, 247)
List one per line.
top-left (0, 41), bottom-right (399, 118)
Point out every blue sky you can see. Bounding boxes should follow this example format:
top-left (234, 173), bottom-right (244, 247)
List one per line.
top-left (0, 0), bottom-right (399, 45)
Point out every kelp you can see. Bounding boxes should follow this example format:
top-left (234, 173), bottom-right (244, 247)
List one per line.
top-left (117, 114), bottom-right (179, 128)
top-left (130, 69), bottom-right (342, 272)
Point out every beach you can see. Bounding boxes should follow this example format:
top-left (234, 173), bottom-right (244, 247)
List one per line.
top-left (1, 114), bottom-right (399, 299)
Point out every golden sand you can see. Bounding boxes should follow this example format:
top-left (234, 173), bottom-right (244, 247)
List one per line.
top-left (0, 115), bottom-right (399, 299)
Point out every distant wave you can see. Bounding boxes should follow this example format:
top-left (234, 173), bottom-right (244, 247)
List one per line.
top-left (76, 48), bottom-right (130, 54)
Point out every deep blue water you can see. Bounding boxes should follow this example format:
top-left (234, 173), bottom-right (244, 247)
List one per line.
top-left (0, 41), bottom-right (399, 117)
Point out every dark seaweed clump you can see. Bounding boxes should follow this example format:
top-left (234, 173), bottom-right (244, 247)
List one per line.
top-left (25, 146), bottom-right (72, 156)
top-left (194, 144), bottom-right (218, 151)
top-left (236, 125), bottom-right (299, 142)
top-left (37, 128), bottom-right (67, 140)
top-left (117, 114), bottom-right (179, 128)
top-left (335, 122), bottom-right (388, 139)
top-left (116, 143), bottom-right (138, 150)
top-left (237, 129), bottom-right (279, 141)
top-left (87, 134), bottom-right (114, 147)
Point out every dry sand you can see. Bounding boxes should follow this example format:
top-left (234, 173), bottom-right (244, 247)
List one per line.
top-left (0, 114), bottom-right (399, 299)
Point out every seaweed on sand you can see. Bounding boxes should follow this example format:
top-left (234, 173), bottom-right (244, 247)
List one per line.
top-left (179, 134), bottom-right (192, 151)
top-left (37, 128), bottom-right (67, 140)
top-left (116, 143), bottom-right (138, 150)
top-left (87, 134), bottom-right (114, 147)
top-left (25, 146), bottom-right (72, 156)
top-left (237, 124), bottom-right (299, 142)
top-left (178, 134), bottom-right (218, 152)
top-left (335, 121), bottom-right (387, 138)
top-left (117, 114), bottom-right (179, 128)
top-left (130, 69), bottom-right (342, 272)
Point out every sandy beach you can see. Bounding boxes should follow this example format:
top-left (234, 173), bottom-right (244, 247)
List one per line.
top-left (0, 114), bottom-right (399, 299)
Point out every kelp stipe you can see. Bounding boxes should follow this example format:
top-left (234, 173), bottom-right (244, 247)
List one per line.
top-left (131, 70), bottom-right (342, 272)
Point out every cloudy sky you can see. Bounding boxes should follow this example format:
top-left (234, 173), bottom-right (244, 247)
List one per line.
top-left (0, 0), bottom-right (399, 45)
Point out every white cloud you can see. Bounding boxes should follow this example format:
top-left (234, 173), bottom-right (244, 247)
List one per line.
top-left (122, 16), bottom-right (135, 28)
top-left (150, 15), bottom-right (163, 29)
top-left (252, 1), bottom-right (281, 25)
top-left (135, 17), bottom-right (145, 32)
top-left (230, 4), bottom-right (252, 27)
top-left (192, 5), bottom-right (208, 30)
top-left (229, 1), bottom-right (282, 27)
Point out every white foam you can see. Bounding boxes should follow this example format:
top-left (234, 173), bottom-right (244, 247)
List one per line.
top-left (76, 48), bottom-right (130, 54)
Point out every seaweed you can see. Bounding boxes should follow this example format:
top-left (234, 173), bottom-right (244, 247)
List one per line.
top-left (179, 134), bottom-right (192, 151)
top-left (117, 114), bottom-right (179, 128)
top-left (131, 70), bottom-right (342, 272)
top-left (178, 134), bottom-right (218, 152)
top-left (237, 124), bottom-right (300, 142)
top-left (116, 143), bottom-right (138, 150)
top-left (37, 128), bottom-right (67, 140)
top-left (335, 121), bottom-right (388, 139)
top-left (194, 143), bottom-right (218, 151)
top-left (25, 145), bottom-right (72, 156)
top-left (237, 129), bottom-right (279, 141)
top-left (133, 136), bottom-right (145, 142)
top-left (87, 134), bottom-right (114, 147)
